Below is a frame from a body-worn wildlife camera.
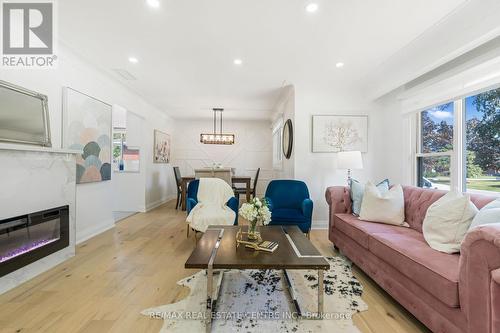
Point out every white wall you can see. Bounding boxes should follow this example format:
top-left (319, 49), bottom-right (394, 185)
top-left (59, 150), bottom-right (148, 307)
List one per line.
top-left (171, 118), bottom-right (272, 197)
top-left (272, 85), bottom-right (295, 179)
top-left (112, 111), bottom-right (147, 214)
top-left (0, 44), bottom-right (176, 243)
top-left (371, 91), bottom-right (414, 186)
top-left (293, 86), bottom-right (378, 228)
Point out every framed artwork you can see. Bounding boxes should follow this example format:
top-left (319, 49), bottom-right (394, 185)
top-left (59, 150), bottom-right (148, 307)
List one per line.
top-left (62, 87), bottom-right (112, 184)
top-left (154, 130), bottom-right (170, 163)
top-left (312, 115), bottom-right (368, 153)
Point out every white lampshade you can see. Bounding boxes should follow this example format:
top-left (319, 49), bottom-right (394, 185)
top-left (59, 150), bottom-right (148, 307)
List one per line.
top-left (337, 151), bottom-right (363, 169)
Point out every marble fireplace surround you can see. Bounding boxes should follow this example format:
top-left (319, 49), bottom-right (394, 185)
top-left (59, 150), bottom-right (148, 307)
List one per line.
top-left (0, 144), bottom-right (79, 294)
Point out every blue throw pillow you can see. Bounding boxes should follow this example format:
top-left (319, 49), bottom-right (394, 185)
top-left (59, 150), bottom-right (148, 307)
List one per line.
top-left (350, 179), bottom-right (390, 215)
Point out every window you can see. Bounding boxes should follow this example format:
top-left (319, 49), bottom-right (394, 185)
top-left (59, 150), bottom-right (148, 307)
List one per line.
top-left (416, 88), bottom-right (500, 196)
top-left (417, 102), bottom-right (454, 190)
top-left (418, 156), bottom-right (452, 189)
top-left (272, 118), bottom-right (283, 169)
top-left (465, 89), bottom-right (500, 194)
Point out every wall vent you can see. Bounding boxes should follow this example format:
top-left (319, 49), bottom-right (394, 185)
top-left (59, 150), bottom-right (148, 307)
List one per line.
top-left (112, 69), bottom-right (137, 81)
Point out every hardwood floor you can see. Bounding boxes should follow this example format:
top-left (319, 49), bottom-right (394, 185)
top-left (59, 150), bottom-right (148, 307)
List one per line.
top-left (0, 201), bottom-right (430, 333)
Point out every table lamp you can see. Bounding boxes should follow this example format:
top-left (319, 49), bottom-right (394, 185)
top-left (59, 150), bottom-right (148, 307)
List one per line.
top-left (337, 151), bottom-right (363, 185)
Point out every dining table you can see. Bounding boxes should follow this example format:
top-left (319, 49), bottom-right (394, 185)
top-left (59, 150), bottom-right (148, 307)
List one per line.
top-left (180, 175), bottom-right (251, 211)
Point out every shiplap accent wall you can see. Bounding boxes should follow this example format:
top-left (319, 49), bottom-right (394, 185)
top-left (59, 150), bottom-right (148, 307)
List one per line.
top-left (171, 119), bottom-right (273, 197)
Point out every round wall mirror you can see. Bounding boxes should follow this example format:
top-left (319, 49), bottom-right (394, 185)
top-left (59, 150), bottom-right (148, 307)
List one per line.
top-left (282, 119), bottom-right (293, 159)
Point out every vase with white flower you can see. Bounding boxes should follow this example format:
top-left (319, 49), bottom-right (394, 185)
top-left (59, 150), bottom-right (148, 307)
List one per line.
top-left (238, 197), bottom-right (272, 241)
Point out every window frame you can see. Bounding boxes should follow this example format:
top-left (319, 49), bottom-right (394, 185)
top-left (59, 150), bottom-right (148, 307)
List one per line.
top-left (414, 88), bottom-right (498, 195)
top-left (415, 101), bottom-right (456, 190)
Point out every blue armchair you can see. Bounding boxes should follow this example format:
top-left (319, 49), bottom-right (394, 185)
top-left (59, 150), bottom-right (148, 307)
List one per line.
top-left (264, 180), bottom-right (313, 234)
top-left (186, 179), bottom-right (239, 225)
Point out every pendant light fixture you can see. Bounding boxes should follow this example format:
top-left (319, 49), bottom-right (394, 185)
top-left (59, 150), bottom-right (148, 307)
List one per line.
top-left (200, 108), bottom-right (235, 145)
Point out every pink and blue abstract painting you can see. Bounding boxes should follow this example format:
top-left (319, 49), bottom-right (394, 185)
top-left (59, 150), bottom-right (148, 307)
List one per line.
top-left (63, 88), bottom-right (112, 184)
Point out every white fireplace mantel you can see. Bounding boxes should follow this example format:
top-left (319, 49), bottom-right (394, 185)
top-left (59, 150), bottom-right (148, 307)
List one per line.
top-left (0, 145), bottom-right (78, 294)
top-left (0, 143), bottom-right (82, 155)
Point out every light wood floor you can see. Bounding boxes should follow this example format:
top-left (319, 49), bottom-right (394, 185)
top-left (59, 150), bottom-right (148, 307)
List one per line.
top-left (0, 201), bottom-right (430, 333)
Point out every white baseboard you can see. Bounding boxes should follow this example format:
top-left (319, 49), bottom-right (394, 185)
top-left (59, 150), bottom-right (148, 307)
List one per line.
top-left (76, 220), bottom-right (115, 245)
top-left (146, 195), bottom-right (176, 212)
top-left (113, 211), bottom-right (137, 223)
top-left (311, 220), bottom-right (329, 230)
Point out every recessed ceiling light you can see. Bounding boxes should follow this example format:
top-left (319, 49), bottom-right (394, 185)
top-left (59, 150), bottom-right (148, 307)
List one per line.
top-left (233, 59), bottom-right (243, 65)
top-left (128, 57), bottom-right (139, 64)
top-left (305, 3), bottom-right (318, 13)
top-left (146, 0), bottom-right (160, 8)
top-left (336, 62), bottom-right (345, 68)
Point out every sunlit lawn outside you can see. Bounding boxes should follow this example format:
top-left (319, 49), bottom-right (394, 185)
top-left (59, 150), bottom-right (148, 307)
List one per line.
top-left (428, 176), bottom-right (499, 193)
top-left (467, 177), bottom-right (500, 192)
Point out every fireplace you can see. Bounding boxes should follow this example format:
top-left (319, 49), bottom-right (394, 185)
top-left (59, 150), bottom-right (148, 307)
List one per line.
top-left (0, 206), bottom-right (69, 277)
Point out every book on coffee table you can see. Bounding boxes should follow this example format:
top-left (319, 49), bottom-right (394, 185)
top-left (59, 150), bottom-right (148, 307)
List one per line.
top-left (245, 240), bottom-right (278, 253)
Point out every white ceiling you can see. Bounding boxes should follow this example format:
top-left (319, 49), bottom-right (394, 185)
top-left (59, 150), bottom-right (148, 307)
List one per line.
top-left (59, 0), bottom-right (468, 119)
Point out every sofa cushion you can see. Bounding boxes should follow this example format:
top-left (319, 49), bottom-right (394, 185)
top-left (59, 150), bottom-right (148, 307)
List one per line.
top-left (469, 198), bottom-right (500, 230)
top-left (350, 178), bottom-right (389, 215)
top-left (401, 186), bottom-right (495, 233)
top-left (402, 186), bottom-right (447, 232)
top-left (369, 231), bottom-right (460, 307)
top-left (334, 214), bottom-right (411, 249)
top-left (423, 191), bottom-right (478, 254)
top-left (359, 183), bottom-right (407, 226)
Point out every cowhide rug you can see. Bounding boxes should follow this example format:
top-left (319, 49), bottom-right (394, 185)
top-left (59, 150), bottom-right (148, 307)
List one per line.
top-left (142, 256), bottom-right (367, 332)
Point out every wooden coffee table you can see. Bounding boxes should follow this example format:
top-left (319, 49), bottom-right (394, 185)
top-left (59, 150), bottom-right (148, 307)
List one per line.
top-left (185, 225), bottom-right (330, 330)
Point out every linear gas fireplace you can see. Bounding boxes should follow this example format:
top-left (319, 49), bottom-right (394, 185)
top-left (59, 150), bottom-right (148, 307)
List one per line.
top-left (0, 206), bottom-right (69, 277)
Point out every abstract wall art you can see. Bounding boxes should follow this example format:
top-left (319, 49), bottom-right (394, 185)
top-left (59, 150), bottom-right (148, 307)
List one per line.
top-left (312, 115), bottom-right (368, 153)
top-left (153, 130), bottom-right (170, 163)
top-left (62, 88), bottom-right (112, 183)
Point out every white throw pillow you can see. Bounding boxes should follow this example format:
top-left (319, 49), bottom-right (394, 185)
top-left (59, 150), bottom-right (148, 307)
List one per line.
top-left (359, 183), bottom-right (407, 226)
top-left (422, 191), bottom-right (478, 254)
top-left (469, 198), bottom-right (500, 230)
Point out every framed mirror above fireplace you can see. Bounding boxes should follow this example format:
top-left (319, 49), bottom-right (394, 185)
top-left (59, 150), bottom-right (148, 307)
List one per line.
top-left (0, 80), bottom-right (51, 147)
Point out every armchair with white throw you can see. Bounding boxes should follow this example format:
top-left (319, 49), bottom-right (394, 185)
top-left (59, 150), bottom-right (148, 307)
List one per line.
top-left (186, 178), bottom-right (238, 235)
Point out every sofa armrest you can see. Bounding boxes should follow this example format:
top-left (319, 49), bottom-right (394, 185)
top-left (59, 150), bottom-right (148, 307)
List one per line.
top-left (492, 268), bottom-right (500, 333)
top-left (459, 225), bottom-right (500, 333)
top-left (301, 198), bottom-right (313, 220)
top-left (186, 198), bottom-right (197, 214)
top-left (325, 186), bottom-right (351, 214)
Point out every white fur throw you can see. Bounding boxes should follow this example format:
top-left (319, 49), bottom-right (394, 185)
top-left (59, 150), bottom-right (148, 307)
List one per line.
top-left (186, 178), bottom-right (236, 232)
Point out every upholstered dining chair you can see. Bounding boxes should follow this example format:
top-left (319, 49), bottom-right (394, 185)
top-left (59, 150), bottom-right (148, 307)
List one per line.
top-left (173, 166), bottom-right (183, 210)
top-left (186, 179), bottom-right (239, 240)
top-left (264, 180), bottom-right (313, 236)
top-left (233, 168), bottom-right (260, 202)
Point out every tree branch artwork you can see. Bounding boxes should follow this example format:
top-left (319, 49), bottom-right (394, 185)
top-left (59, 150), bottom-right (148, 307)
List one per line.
top-left (323, 119), bottom-right (362, 151)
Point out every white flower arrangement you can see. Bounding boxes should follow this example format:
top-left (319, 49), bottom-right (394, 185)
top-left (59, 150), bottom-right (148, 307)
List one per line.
top-left (239, 197), bottom-right (271, 226)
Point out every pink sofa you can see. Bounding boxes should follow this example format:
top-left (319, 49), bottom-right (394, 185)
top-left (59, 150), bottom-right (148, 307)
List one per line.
top-left (325, 185), bottom-right (499, 333)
